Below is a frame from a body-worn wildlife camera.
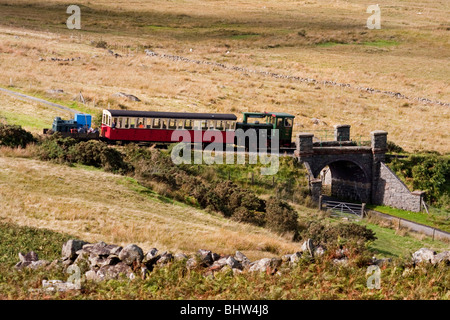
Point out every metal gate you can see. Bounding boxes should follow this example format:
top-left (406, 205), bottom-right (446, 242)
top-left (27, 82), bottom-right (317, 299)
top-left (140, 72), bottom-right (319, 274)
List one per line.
top-left (322, 199), bottom-right (365, 218)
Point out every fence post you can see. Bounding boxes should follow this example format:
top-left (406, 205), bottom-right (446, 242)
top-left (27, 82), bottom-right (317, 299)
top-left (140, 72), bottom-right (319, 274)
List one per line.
top-left (361, 203), bottom-right (366, 218)
top-left (319, 195), bottom-right (323, 211)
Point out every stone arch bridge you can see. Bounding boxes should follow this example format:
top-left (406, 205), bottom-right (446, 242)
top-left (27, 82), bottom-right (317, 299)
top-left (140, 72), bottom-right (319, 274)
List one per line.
top-left (295, 125), bottom-right (424, 212)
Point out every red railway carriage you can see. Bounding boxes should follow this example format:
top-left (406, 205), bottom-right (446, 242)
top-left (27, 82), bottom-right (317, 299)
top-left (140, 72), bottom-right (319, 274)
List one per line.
top-left (101, 109), bottom-right (237, 144)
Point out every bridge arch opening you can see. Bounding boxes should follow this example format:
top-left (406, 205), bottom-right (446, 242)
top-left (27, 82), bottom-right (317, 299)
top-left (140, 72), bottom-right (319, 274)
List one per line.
top-left (317, 160), bottom-right (371, 203)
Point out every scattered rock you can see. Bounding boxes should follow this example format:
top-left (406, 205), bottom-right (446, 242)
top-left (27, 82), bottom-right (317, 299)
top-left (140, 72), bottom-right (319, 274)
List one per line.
top-left (412, 248), bottom-right (450, 265)
top-left (113, 92), bottom-right (141, 102)
top-left (333, 258), bottom-right (349, 266)
top-left (118, 244), bottom-right (144, 266)
top-left (249, 258), bottom-right (281, 274)
top-left (433, 251), bottom-right (450, 265)
top-left (62, 239), bottom-right (89, 261)
top-left (42, 279), bottom-right (79, 292)
top-left (96, 262), bottom-right (134, 281)
top-left (412, 248), bottom-right (436, 264)
top-left (15, 251), bottom-right (44, 269)
top-left (157, 252), bottom-right (174, 266)
top-left (372, 257), bottom-right (392, 266)
top-left (234, 251), bottom-right (251, 269)
top-left (289, 252), bottom-right (303, 264)
top-left (47, 89), bottom-right (64, 94)
top-left (300, 239), bottom-right (315, 257)
top-left (174, 253), bottom-right (188, 261)
top-left (82, 242), bottom-right (122, 257)
top-left (143, 248), bottom-right (161, 269)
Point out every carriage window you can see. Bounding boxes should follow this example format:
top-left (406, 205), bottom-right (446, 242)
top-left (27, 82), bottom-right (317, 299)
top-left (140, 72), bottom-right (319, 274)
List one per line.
top-left (201, 120), bottom-right (208, 130)
top-left (169, 119), bottom-right (176, 129)
top-left (112, 117), bottom-right (118, 128)
top-left (137, 118), bottom-right (145, 128)
top-left (117, 118), bottom-right (123, 128)
top-left (185, 119), bottom-right (193, 129)
top-left (216, 121), bottom-right (224, 131)
top-left (206, 120), bottom-right (214, 130)
top-left (146, 118), bottom-right (152, 129)
top-left (130, 118), bottom-right (136, 128)
top-left (153, 118), bottom-right (161, 129)
top-left (193, 120), bottom-right (201, 130)
top-left (177, 119), bottom-right (184, 129)
top-left (162, 119), bottom-right (168, 129)
top-left (124, 118), bottom-right (129, 128)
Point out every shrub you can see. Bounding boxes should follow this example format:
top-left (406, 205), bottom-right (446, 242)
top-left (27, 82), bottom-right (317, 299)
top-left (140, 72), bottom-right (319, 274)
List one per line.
top-left (0, 124), bottom-right (36, 148)
top-left (302, 221), bottom-right (377, 246)
top-left (265, 197), bottom-right (299, 239)
top-left (68, 140), bottom-right (132, 173)
top-left (387, 140), bottom-right (405, 153)
top-left (389, 154), bottom-right (449, 204)
top-left (37, 133), bottom-right (77, 162)
top-left (231, 206), bottom-right (265, 226)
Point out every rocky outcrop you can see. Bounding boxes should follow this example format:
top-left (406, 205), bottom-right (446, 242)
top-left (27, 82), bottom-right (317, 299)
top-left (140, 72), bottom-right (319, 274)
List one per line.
top-left (17, 238), bottom-right (448, 292)
top-left (412, 248), bottom-right (450, 265)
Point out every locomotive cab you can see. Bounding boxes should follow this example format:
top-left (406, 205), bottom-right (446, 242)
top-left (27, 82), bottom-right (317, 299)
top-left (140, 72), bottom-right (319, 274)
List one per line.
top-left (236, 112), bottom-right (295, 149)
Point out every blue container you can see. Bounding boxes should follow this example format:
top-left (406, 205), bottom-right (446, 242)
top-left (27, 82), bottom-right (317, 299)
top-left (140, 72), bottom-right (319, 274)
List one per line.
top-left (74, 113), bottom-right (92, 129)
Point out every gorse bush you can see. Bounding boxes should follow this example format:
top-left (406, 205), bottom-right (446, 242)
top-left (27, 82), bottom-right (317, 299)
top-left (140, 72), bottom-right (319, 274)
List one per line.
top-left (265, 197), bottom-right (300, 239)
top-left (388, 153), bottom-right (449, 206)
top-left (301, 220), bottom-right (377, 246)
top-left (37, 134), bottom-right (131, 173)
top-left (0, 124), bottom-right (36, 148)
top-left (68, 140), bottom-right (132, 174)
top-left (37, 133), bottom-right (77, 162)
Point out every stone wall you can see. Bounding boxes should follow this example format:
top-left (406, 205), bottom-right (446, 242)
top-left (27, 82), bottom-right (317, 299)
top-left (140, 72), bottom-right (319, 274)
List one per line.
top-left (374, 162), bottom-right (424, 212)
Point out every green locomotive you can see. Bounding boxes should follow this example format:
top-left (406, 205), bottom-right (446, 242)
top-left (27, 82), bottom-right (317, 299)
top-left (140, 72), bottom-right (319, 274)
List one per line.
top-left (235, 112), bottom-right (295, 150)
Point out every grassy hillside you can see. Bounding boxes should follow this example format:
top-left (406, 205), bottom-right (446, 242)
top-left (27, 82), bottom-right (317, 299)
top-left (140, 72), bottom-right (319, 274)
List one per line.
top-left (0, 0), bottom-right (448, 152)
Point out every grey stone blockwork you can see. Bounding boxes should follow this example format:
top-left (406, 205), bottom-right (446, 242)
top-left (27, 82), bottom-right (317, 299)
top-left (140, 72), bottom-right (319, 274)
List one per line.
top-left (373, 163), bottom-right (424, 212)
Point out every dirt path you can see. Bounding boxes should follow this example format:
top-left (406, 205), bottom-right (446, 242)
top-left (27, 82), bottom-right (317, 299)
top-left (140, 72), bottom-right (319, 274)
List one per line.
top-left (0, 87), bottom-right (78, 114)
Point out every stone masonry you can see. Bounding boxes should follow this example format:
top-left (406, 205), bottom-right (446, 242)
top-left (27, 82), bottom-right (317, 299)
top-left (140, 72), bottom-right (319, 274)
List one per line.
top-left (295, 125), bottom-right (424, 212)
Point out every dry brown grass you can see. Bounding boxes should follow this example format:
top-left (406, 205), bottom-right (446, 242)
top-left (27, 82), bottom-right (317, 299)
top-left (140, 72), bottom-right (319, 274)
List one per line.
top-left (0, 156), bottom-right (302, 260)
top-left (0, 0), bottom-right (448, 152)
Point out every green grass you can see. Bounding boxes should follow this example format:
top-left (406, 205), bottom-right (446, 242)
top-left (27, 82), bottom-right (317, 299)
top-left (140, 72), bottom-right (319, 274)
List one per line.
top-left (0, 221), bottom-right (74, 266)
top-left (0, 110), bottom-right (51, 130)
top-left (367, 205), bottom-right (450, 233)
top-left (359, 221), bottom-right (449, 259)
